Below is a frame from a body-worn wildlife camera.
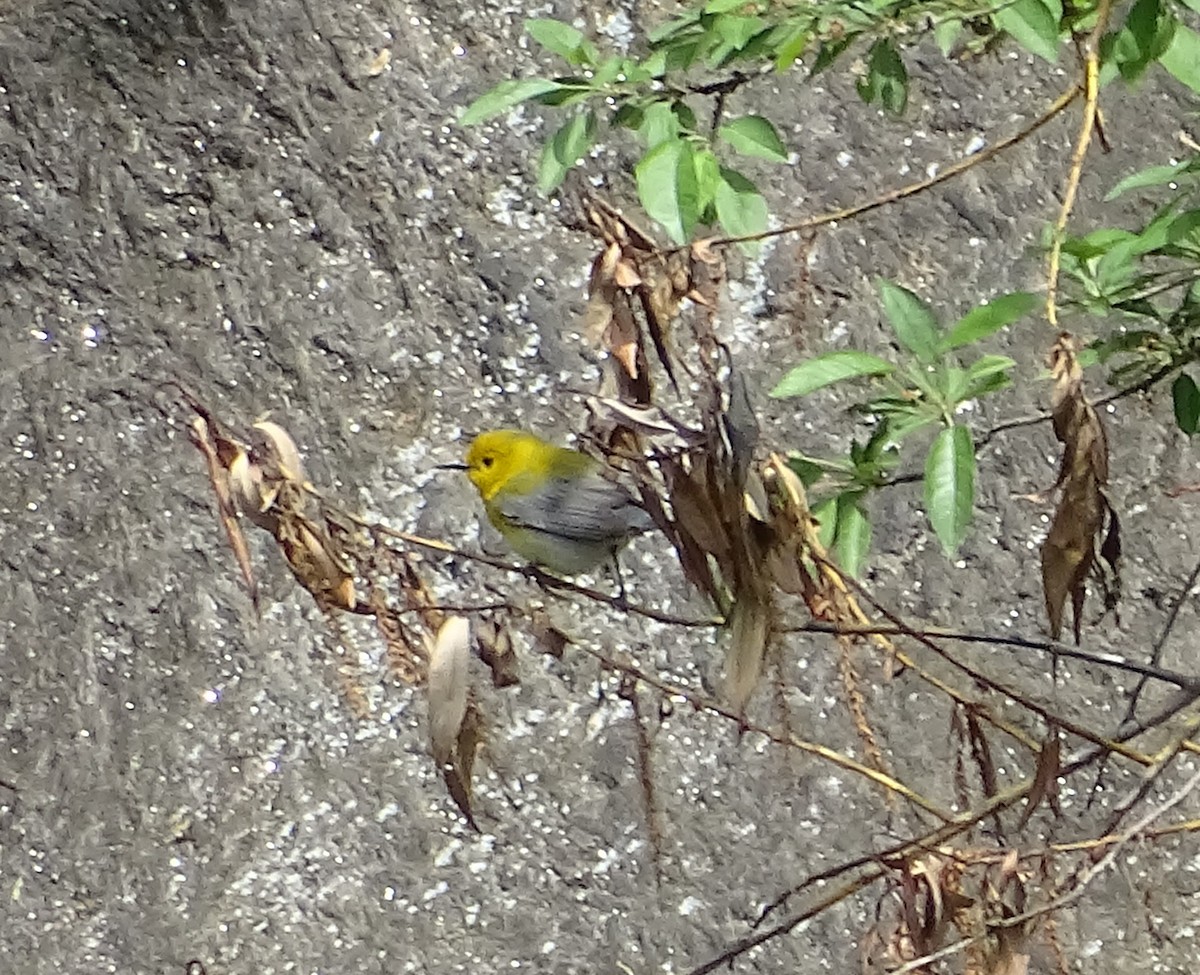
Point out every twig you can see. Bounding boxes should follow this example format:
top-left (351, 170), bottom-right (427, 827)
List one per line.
top-left (784, 621), bottom-right (1200, 691)
top-left (1045, 0), bottom-right (1115, 326)
top-left (1119, 552), bottom-right (1200, 726)
top-left (821, 555), bottom-right (1157, 767)
top-left (578, 643), bottom-right (957, 821)
top-left (685, 780), bottom-right (1039, 975)
top-left (367, 523), bottom-right (723, 629)
top-left (886, 761), bottom-right (1200, 974)
top-left (697, 83), bottom-right (1080, 250)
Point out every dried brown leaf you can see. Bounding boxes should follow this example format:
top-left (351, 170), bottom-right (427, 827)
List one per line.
top-left (724, 588), bottom-right (771, 711)
top-left (613, 256), bottom-right (642, 289)
top-left (988, 929), bottom-right (1031, 975)
top-left (279, 518), bottom-right (357, 611)
top-left (688, 237), bottom-right (727, 314)
top-left (370, 585), bottom-right (425, 684)
top-left (252, 420), bottom-right (305, 483)
top-left (427, 616), bottom-right (471, 766)
top-left (441, 699), bottom-right (484, 830)
top-left (661, 456), bottom-right (732, 570)
top-left (477, 618), bottom-right (520, 687)
top-left (966, 707), bottom-right (999, 799)
top-left (529, 609), bottom-right (571, 659)
top-left (838, 636), bottom-right (889, 784)
top-left (1019, 727), bottom-right (1061, 828)
top-left (188, 416), bottom-right (259, 611)
top-left (1040, 333), bottom-right (1117, 642)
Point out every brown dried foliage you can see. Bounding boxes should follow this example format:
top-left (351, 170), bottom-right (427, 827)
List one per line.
top-left (1040, 333), bottom-right (1121, 642)
top-left (868, 848), bottom-right (1035, 975)
top-left (179, 390), bottom-right (484, 826)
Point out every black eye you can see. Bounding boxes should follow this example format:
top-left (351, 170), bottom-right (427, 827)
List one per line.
top-left (482, 456), bottom-right (494, 468)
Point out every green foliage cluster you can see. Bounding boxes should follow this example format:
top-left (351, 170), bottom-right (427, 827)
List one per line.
top-left (464, 0), bottom-right (1200, 246)
top-left (772, 284), bottom-right (1037, 573)
top-left (1065, 156), bottom-right (1200, 433)
top-left (461, 0), bottom-right (1200, 574)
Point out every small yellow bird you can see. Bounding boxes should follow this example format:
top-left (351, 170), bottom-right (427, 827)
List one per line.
top-left (453, 429), bottom-right (653, 576)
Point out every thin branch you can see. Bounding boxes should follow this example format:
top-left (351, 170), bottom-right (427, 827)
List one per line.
top-left (886, 761), bottom-right (1200, 974)
top-left (577, 642), bottom-right (957, 821)
top-left (367, 523), bottom-right (723, 629)
top-left (685, 780), bottom-right (1038, 975)
top-left (785, 621), bottom-right (1200, 691)
top-left (1119, 551), bottom-right (1200, 726)
top-left (822, 556), bottom-right (1157, 767)
top-left (696, 83), bottom-right (1081, 250)
top-left (1045, 0), bottom-right (1115, 326)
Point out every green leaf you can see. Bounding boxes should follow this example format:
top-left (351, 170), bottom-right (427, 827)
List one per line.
top-left (639, 101), bottom-right (681, 149)
top-left (1109, 0), bottom-right (1175, 82)
top-left (635, 139), bottom-right (701, 244)
top-left (717, 115), bottom-right (789, 161)
top-left (786, 454), bottom-right (828, 488)
top-left (882, 411), bottom-right (937, 444)
top-left (924, 425), bottom-right (976, 555)
top-left (994, 0), bottom-right (1061, 63)
top-left (460, 78), bottom-right (565, 125)
top-left (940, 292), bottom-right (1038, 351)
top-left (1106, 160), bottom-right (1196, 200)
top-left (834, 492), bottom-right (872, 577)
top-left (705, 0), bottom-right (755, 11)
top-left (537, 111), bottom-right (596, 192)
top-left (770, 350), bottom-right (895, 398)
top-left (1173, 372), bottom-right (1200, 433)
top-left (812, 497), bottom-right (838, 550)
top-left (963, 354), bottom-right (1017, 398)
top-left (712, 14), bottom-right (768, 52)
top-left (1158, 23), bottom-right (1200, 93)
top-left (692, 148), bottom-right (724, 217)
top-left (611, 101), bottom-right (644, 130)
top-left (934, 19), bottom-right (962, 56)
top-left (525, 18), bottom-right (596, 65)
top-left (879, 280), bottom-right (940, 363)
top-left (714, 167), bottom-right (768, 246)
top-left (856, 39), bottom-right (908, 115)
top-left (648, 8), bottom-right (701, 44)
top-left (773, 25), bottom-right (810, 71)
top-left (810, 36), bottom-right (854, 75)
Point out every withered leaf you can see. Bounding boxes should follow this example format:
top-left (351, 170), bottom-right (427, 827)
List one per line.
top-left (189, 416), bottom-right (259, 611)
top-left (442, 699), bottom-right (483, 831)
top-left (529, 609), bottom-right (571, 659)
top-left (724, 587), bottom-right (771, 711)
top-left (252, 419), bottom-right (306, 484)
top-left (721, 357), bottom-right (759, 489)
top-left (1040, 333), bottom-right (1119, 642)
top-left (427, 616), bottom-right (471, 766)
top-left (965, 707), bottom-right (999, 799)
top-left (279, 517), bottom-right (357, 611)
top-left (1018, 726), bottom-right (1061, 828)
top-left (477, 618), bottom-right (520, 687)
top-left (660, 455), bottom-right (733, 571)
top-left (584, 242), bottom-right (622, 345)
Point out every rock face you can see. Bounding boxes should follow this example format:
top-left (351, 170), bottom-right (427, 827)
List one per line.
top-left (1, 2), bottom-right (1196, 973)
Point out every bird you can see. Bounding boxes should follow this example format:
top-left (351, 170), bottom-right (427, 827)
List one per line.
top-left (453, 428), bottom-right (653, 578)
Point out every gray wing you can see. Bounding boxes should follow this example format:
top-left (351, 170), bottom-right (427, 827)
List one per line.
top-left (497, 473), bottom-right (652, 543)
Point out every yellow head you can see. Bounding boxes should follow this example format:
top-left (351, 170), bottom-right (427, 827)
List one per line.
top-left (464, 429), bottom-right (558, 501)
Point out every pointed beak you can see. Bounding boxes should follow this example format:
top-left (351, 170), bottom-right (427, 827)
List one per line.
top-left (436, 462), bottom-right (468, 471)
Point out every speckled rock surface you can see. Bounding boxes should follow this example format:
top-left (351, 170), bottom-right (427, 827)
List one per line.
top-left (2, 1), bottom-right (1199, 973)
